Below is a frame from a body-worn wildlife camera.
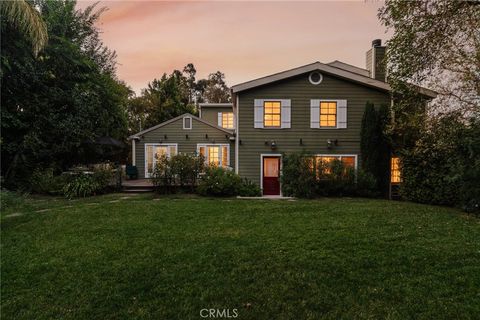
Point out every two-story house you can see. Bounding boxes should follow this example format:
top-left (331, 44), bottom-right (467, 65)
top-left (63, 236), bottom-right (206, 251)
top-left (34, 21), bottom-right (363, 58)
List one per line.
top-left (129, 39), bottom-right (436, 196)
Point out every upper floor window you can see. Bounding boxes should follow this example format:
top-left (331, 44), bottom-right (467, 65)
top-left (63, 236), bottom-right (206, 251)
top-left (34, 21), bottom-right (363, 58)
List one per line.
top-left (320, 101), bottom-right (337, 127)
top-left (220, 112), bottom-right (234, 129)
top-left (264, 101), bottom-right (281, 127)
top-left (198, 144), bottom-right (229, 168)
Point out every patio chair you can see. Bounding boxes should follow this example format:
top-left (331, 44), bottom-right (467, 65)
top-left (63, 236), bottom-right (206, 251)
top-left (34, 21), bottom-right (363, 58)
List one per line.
top-left (126, 165), bottom-right (138, 180)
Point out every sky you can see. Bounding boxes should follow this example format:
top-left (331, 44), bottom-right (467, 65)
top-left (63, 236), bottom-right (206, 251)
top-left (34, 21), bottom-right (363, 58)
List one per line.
top-left (76, 1), bottom-right (391, 94)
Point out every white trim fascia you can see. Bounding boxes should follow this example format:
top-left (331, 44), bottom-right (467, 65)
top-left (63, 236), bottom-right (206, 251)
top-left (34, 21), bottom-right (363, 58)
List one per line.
top-left (198, 103), bottom-right (234, 108)
top-left (197, 143), bottom-right (231, 168)
top-left (235, 95), bottom-right (239, 174)
top-left (260, 153), bottom-right (283, 196)
top-left (144, 143), bottom-right (178, 178)
top-left (132, 139), bottom-right (136, 166)
top-left (231, 61), bottom-right (436, 98)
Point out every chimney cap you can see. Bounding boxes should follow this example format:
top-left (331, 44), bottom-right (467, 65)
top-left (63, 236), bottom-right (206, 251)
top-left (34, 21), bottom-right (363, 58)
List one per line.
top-left (372, 39), bottom-right (382, 47)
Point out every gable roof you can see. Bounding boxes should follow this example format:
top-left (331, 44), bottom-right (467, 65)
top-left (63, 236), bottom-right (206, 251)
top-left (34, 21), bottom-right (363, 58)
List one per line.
top-left (327, 60), bottom-right (370, 77)
top-left (231, 61), bottom-right (436, 98)
top-left (128, 113), bottom-right (234, 140)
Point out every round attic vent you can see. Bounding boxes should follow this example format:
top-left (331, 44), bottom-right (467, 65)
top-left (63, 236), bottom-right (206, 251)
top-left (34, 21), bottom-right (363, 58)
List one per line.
top-left (309, 71), bottom-right (323, 85)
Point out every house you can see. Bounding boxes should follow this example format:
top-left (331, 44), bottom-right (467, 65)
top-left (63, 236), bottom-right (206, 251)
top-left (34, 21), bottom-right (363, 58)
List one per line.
top-left (129, 39), bottom-right (435, 196)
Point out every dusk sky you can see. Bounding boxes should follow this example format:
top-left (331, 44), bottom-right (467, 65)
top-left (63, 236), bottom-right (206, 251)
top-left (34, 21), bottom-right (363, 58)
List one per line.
top-left (76, 1), bottom-right (391, 94)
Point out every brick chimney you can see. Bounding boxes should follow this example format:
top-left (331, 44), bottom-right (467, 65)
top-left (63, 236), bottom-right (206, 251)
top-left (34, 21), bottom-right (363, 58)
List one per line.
top-left (366, 39), bottom-right (386, 82)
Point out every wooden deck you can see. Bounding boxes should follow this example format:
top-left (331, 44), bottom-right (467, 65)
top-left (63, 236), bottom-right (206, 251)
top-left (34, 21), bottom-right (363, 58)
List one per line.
top-left (122, 179), bottom-right (154, 192)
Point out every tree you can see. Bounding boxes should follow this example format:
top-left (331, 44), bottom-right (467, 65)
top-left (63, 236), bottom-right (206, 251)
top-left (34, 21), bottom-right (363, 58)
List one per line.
top-left (203, 71), bottom-right (231, 103)
top-left (0, 0), bottom-right (48, 55)
top-left (360, 102), bottom-right (391, 195)
top-left (1, 0), bottom-right (129, 187)
top-left (379, 0), bottom-right (480, 117)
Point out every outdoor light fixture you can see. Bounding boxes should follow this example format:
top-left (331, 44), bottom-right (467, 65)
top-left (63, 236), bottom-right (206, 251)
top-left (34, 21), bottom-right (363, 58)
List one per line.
top-left (239, 140), bottom-right (242, 145)
top-left (327, 139), bottom-right (338, 149)
top-left (185, 134), bottom-right (189, 139)
top-left (270, 140), bottom-right (277, 150)
top-left (205, 134), bottom-right (209, 139)
top-left (300, 138), bottom-right (303, 146)
top-left (164, 134), bottom-right (167, 139)
top-left (264, 140), bottom-right (269, 146)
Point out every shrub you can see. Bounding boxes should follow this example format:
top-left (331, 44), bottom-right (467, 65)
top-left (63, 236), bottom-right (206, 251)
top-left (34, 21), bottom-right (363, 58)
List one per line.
top-left (281, 151), bottom-right (317, 198)
top-left (197, 166), bottom-right (242, 197)
top-left (355, 170), bottom-right (380, 198)
top-left (151, 154), bottom-right (204, 193)
top-left (62, 168), bottom-right (114, 199)
top-left (316, 159), bottom-right (356, 197)
top-left (0, 189), bottom-right (28, 210)
top-left (238, 178), bottom-right (262, 197)
top-left (29, 168), bottom-right (68, 195)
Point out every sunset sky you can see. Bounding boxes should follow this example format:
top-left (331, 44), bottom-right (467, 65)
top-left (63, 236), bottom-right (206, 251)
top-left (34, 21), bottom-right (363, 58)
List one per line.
top-left (76, 1), bottom-right (391, 94)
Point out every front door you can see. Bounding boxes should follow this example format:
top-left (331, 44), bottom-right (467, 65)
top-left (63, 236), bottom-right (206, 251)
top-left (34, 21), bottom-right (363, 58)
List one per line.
top-left (263, 157), bottom-right (280, 195)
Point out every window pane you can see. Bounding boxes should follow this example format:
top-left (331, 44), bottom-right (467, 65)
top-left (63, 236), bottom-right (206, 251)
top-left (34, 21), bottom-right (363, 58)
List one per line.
top-left (264, 158), bottom-right (279, 177)
top-left (199, 146), bottom-right (205, 157)
top-left (222, 112), bottom-right (234, 129)
top-left (184, 117), bottom-right (191, 129)
top-left (222, 146), bottom-right (228, 167)
top-left (146, 146), bottom-right (153, 173)
top-left (169, 146), bottom-right (177, 156)
top-left (341, 156), bottom-right (355, 168)
top-left (264, 101), bottom-right (281, 127)
top-left (155, 146), bottom-right (167, 159)
top-left (319, 101), bottom-right (337, 127)
top-left (208, 146), bottom-right (219, 166)
top-left (391, 157), bottom-right (401, 183)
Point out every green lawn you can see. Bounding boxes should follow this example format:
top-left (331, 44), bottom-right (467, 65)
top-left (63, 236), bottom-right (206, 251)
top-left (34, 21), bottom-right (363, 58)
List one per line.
top-left (2, 193), bottom-right (479, 319)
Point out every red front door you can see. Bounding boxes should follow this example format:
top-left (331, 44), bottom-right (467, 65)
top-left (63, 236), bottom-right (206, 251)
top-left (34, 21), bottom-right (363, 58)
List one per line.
top-left (263, 157), bottom-right (280, 195)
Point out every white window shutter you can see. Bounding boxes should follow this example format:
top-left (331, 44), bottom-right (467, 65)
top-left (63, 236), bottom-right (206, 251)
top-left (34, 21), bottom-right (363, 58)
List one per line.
top-left (281, 99), bottom-right (291, 129)
top-left (310, 99), bottom-right (320, 128)
top-left (254, 99), bottom-right (264, 128)
top-left (217, 112), bottom-right (222, 127)
top-left (337, 100), bottom-right (347, 128)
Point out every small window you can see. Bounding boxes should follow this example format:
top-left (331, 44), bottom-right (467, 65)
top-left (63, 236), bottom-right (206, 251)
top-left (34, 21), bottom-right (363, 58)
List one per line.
top-left (183, 117), bottom-right (192, 129)
top-left (309, 71), bottom-right (323, 85)
top-left (320, 102), bottom-right (337, 127)
top-left (391, 157), bottom-right (401, 183)
top-left (221, 112), bottom-right (234, 129)
top-left (264, 101), bottom-right (281, 127)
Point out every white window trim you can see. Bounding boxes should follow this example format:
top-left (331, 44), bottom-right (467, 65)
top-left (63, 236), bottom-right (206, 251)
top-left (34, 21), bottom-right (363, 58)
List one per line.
top-left (317, 99), bottom-right (339, 129)
top-left (183, 116), bottom-right (192, 130)
top-left (260, 154), bottom-right (283, 196)
top-left (314, 154), bottom-right (358, 170)
top-left (197, 143), bottom-right (230, 168)
top-left (144, 143), bottom-right (178, 178)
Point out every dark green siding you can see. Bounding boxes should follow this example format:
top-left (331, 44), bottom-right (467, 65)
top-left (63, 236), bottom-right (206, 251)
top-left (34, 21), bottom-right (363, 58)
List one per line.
top-left (135, 117), bottom-right (234, 178)
top-left (237, 72), bottom-right (390, 186)
top-left (200, 106), bottom-right (233, 127)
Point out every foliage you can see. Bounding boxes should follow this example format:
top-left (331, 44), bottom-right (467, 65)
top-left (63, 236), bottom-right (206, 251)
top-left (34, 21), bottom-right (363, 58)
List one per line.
top-left (29, 168), bottom-right (68, 195)
top-left (1, 0), bottom-right (129, 189)
top-left (203, 71), bottom-right (231, 103)
top-left (197, 166), bottom-right (243, 197)
top-left (379, 0), bottom-right (480, 117)
top-left (281, 152), bottom-right (376, 198)
top-left (151, 154), bottom-right (205, 193)
top-left (400, 114), bottom-right (479, 212)
top-left (62, 168), bottom-right (114, 199)
top-left (281, 151), bottom-right (317, 198)
top-left (360, 102), bottom-right (391, 195)
top-left (0, 189), bottom-right (28, 211)
top-left (238, 178), bottom-right (262, 197)
top-left (0, 0), bottom-right (48, 55)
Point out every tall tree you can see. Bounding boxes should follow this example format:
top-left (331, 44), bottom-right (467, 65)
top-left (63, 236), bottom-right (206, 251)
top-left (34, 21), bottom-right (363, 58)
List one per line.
top-left (0, 0), bottom-right (48, 55)
top-left (1, 0), bottom-right (129, 186)
top-left (203, 71), bottom-right (231, 103)
top-left (379, 0), bottom-right (480, 117)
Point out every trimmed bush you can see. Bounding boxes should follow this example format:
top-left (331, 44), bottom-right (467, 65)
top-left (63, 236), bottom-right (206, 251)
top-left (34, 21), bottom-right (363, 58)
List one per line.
top-left (62, 168), bottom-right (114, 199)
top-left (281, 151), bottom-right (317, 198)
top-left (151, 153), bottom-right (204, 193)
top-left (197, 166), bottom-right (242, 197)
top-left (29, 168), bottom-right (68, 195)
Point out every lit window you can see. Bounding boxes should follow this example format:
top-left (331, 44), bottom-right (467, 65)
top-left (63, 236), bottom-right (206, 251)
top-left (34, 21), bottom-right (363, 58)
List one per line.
top-left (221, 112), bottom-right (234, 129)
top-left (198, 145), bottom-right (229, 167)
top-left (391, 157), bottom-right (401, 183)
top-left (145, 144), bottom-right (177, 177)
top-left (314, 155), bottom-right (355, 177)
top-left (320, 101), bottom-right (337, 127)
top-left (264, 101), bottom-right (281, 127)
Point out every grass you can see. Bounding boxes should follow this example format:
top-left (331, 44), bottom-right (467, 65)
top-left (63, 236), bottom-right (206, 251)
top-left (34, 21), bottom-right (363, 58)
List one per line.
top-left (2, 193), bottom-right (479, 319)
